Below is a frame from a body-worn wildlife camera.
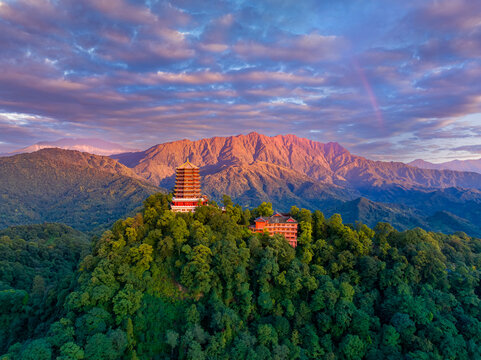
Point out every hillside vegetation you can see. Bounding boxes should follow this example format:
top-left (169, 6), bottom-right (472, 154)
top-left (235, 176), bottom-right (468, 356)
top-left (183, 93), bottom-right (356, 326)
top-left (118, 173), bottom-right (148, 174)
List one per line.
top-left (0, 223), bottom-right (90, 354)
top-left (3, 194), bottom-right (481, 359)
top-left (0, 149), bottom-right (160, 233)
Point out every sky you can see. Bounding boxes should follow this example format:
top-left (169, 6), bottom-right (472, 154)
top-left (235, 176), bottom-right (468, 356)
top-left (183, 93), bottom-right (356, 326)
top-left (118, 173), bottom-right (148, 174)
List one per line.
top-left (0, 0), bottom-right (481, 162)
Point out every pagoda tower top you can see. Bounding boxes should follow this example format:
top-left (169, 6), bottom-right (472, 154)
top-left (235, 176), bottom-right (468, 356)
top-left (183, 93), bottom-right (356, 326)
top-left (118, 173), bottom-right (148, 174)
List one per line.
top-left (177, 160), bottom-right (198, 169)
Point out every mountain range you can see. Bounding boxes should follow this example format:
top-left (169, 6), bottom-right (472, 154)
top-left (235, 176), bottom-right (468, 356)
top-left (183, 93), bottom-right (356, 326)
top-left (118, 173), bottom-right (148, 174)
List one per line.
top-left (112, 132), bottom-right (481, 236)
top-left (1, 132), bottom-right (481, 236)
top-left (409, 158), bottom-right (481, 174)
top-left (113, 132), bottom-right (481, 190)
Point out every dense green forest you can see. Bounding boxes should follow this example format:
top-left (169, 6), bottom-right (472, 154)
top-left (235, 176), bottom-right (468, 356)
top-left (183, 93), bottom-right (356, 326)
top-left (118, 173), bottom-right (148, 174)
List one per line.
top-left (0, 224), bottom-right (90, 354)
top-left (2, 194), bottom-right (481, 359)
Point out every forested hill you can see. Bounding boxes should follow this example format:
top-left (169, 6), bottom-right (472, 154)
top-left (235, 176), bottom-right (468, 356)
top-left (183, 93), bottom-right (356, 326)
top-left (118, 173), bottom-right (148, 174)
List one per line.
top-left (0, 223), bottom-right (90, 354)
top-left (0, 148), bottom-right (161, 232)
top-left (3, 194), bottom-right (481, 359)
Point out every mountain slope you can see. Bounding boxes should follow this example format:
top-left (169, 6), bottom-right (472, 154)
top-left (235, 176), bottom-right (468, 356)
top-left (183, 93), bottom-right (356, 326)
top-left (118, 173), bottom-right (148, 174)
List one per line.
top-left (322, 197), bottom-right (481, 237)
top-left (409, 158), bottom-right (481, 174)
top-left (0, 148), bottom-right (161, 232)
top-left (201, 161), bottom-right (356, 210)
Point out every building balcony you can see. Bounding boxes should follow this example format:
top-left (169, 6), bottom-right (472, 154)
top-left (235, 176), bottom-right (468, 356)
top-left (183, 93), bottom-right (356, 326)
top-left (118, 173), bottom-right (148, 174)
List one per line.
top-left (172, 197), bottom-right (204, 201)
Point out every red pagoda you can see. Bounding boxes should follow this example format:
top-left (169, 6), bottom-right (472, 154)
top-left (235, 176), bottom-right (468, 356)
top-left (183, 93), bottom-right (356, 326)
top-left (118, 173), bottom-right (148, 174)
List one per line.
top-left (170, 160), bottom-right (208, 212)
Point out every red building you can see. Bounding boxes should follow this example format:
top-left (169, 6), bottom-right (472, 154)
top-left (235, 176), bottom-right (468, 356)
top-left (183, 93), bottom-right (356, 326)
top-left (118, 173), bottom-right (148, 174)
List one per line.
top-left (249, 213), bottom-right (298, 247)
top-left (171, 161), bottom-right (208, 213)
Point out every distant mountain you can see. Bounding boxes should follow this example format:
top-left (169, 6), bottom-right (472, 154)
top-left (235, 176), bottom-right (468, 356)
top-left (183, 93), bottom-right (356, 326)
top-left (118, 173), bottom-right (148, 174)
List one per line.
top-left (6, 138), bottom-right (139, 156)
top-left (327, 197), bottom-right (424, 231)
top-left (114, 132), bottom-right (481, 190)
top-left (324, 196), bottom-right (481, 236)
top-left (0, 148), bottom-right (161, 232)
top-left (425, 210), bottom-right (481, 236)
top-left (409, 158), bottom-right (481, 174)
top-left (113, 132), bottom-right (481, 236)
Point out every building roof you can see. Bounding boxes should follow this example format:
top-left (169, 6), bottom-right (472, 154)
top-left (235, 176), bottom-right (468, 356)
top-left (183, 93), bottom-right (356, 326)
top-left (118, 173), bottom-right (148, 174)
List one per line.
top-left (177, 160), bottom-right (199, 169)
top-left (256, 213), bottom-right (298, 224)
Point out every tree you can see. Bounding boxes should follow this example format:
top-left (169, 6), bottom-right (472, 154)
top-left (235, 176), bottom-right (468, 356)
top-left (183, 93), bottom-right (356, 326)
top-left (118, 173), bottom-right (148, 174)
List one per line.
top-left (223, 195), bottom-right (234, 208)
top-left (257, 324), bottom-right (278, 347)
top-left (254, 202), bottom-right (274, 218)
top-left (181, 245), bottom-right (213, 295)
top-left (48, 318), bottom-right (75, 348)
top-left (290, 206), bottom-right (300, 218)
top-left (312, 210), bottom-right (326, 240)
top-left (166, 330), bottom-right (179, 357)
top-left (58, 342), bottom-right (85, 360)
top-left (84, 333), bottom-right (124, 360)
top-left (112, 285), bottom-right (143, 323)
top-left (170, 217), bottom-right (189, 255)
top-left (339, 335), bottom-right (366, 360)
top-left (20, 339), bottom-right (52, 360)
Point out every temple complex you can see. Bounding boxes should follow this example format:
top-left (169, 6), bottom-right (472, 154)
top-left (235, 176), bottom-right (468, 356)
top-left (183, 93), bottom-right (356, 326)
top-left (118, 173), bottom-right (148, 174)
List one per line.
top-left (170, 161), bottom-right (208, 212)
top-left (171, 161), bottom-right (298, 247)
top-left (249, 213), bottom-right (298, 247)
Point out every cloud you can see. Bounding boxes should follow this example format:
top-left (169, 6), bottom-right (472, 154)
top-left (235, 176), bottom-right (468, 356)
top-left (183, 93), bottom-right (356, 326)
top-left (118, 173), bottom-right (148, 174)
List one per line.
top-left (0, 0), bottom-right (480, 162)
top-left (84, 0), bottom-right (155, 24)
top-left (412, 0), bottom-right (481, 32)
top-left (451, 145), bottom-right (481, 154)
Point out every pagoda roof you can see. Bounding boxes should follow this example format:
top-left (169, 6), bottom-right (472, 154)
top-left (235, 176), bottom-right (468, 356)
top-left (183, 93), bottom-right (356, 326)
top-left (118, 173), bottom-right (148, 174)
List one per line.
top-left (177, 160), bottom-right (199, 169)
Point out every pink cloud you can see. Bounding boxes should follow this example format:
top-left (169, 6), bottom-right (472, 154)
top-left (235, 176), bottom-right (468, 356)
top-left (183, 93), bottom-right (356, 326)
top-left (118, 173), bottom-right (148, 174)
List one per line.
top-left (124, 69), bottom-right (326, 87)
top-left (0, 0), bottom-right (66, 33)
top-left (152, 71), bottom-right (226, 84)
top-left (96, 29), bottom-right (194, 64)
top-left (238, 71), bottom-right (325, 86)
top-left (198, 43), bottom-right (229, 53)
top-left (101, 29), bottom-right (131, 44)
top-left (412, 0), bottom-right (481, 31)
top-left (234, 32), bottom-right (348, 63)
top-left (430, 0), bottom-right (481, 30)
top-left (85, 0), bottom-right (155, 24)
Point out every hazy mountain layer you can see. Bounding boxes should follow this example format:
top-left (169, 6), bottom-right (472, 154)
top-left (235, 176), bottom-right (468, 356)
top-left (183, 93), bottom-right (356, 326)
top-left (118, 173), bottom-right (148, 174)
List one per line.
top-left (409, 158), bottom-right (481, 174)
top-left (6, 138), bottom-right (139, 157)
